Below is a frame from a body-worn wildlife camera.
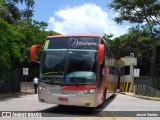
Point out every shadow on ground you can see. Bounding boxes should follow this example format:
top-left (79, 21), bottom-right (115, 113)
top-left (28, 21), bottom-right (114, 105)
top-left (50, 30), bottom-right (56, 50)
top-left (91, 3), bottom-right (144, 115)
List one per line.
top-left (0, 93), bottom-right (33, 101)
top-left (39, 94), bottom-right (117, 117)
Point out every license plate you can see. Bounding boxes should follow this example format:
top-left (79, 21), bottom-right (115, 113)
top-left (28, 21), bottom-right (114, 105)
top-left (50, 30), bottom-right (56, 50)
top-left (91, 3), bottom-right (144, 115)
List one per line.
top-left (58, 98), bottom-right (68, 102)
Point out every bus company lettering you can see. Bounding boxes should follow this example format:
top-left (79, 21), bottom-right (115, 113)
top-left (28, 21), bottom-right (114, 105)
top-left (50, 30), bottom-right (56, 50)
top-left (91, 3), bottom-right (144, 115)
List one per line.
top-left (71, 38), bottom-right (97, 47)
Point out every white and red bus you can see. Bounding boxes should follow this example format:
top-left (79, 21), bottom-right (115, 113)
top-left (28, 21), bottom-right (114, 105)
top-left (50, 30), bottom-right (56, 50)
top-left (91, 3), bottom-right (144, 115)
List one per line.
top-left (30, 34), bottom-right (118, 107)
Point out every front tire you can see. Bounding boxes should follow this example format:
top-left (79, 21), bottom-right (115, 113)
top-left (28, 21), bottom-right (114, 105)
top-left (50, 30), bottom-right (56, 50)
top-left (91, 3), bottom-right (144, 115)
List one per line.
top-left (111, 90), bottom-right (116, 98)
top-left (99, 90), bottom-right (106, 108)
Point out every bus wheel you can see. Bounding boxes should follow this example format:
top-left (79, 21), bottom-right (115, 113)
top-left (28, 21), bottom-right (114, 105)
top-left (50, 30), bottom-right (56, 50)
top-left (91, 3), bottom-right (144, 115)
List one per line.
top-left (99, 90), bottom-right (106, 107)
top-left (111, 90), bottom-right (116, 98)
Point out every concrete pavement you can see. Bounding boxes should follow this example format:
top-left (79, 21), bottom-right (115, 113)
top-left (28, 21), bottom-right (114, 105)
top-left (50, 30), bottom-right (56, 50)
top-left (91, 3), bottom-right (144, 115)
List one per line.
top-left (1, 91), bottom-right (160, 102)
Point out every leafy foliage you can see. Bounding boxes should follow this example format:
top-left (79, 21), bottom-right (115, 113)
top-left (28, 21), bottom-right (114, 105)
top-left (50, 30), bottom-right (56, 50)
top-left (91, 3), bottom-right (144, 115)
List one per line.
top-left (108, 0), bottom-right (160, 76)
top-left (0, 19), bottom-right (23, 70)
top-left (108, 0), bottom-right (160, 24)
top-left (0, 0), bottom-right (60, 78)
top-left (0, 0), bottom-right (35, 24)
top-left (104, 27), bottom-right (160, 76)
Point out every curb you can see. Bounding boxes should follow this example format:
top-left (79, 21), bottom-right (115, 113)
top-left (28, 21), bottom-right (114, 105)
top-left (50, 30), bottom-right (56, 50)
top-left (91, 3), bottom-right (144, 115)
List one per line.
top-left (118, 92), bottom-right (160, 101)
top-left (0, 92), bottom-right (32, 99)
top-left (133, 95), bottom-right (160, 101)
top-left (0, 92), bottom-right (21, 99)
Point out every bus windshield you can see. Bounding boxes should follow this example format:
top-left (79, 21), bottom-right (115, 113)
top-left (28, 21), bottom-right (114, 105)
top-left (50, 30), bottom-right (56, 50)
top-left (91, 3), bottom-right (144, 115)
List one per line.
top-left (65, 50), bottom-right (97, 85)
top-left (41, 49), bottom-right (97, 85)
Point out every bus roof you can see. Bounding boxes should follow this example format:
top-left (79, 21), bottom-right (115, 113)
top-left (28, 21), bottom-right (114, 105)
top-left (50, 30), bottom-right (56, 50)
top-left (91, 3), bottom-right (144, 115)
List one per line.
top-left (47, 34), bottom-right (101, 38)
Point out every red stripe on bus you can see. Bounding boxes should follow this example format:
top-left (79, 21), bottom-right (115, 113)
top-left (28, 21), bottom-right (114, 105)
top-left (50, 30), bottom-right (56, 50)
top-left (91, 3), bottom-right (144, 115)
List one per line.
top-left (63, 84), bottom-right (97, 90)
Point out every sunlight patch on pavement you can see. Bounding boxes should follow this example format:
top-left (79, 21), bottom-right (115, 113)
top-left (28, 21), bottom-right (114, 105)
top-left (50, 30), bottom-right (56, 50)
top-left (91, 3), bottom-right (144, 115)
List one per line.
top-left (74, 117), bottom-right (135, 120)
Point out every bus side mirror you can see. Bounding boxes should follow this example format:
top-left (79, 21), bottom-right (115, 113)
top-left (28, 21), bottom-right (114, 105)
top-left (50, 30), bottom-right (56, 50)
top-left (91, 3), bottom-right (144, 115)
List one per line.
top-left (98, 44), bottom-right (104, 64)
top-left (30, 44), bottom-right (43, 64)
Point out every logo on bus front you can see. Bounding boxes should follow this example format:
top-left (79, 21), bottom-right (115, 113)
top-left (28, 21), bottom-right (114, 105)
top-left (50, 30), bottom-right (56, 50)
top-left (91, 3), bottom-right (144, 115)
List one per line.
top-left (65, 76), bottom-right (71, 83)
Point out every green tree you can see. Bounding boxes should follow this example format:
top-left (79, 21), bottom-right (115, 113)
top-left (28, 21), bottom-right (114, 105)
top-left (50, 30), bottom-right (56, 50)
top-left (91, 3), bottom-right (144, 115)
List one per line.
top-left (11, 0), bottom-right (35, 19)
top-left (108, 0), bottom-right (160, 76)
top-left (110, 28), bottom-right (154, 75)
top-left (0, 0), bottom-right (35, 23)
top-left (102, 33), bottom-right (113, 47)
top-left (0, 19), bottom-right (24, 70)
top-left (0, 0), bottom-right (20, 23)
top-left (0, 0), bottom-right (61, 83)
top-left (108, 0), bottom-right (160, 25)
top-left (17, 20), bottom-right (59, 67)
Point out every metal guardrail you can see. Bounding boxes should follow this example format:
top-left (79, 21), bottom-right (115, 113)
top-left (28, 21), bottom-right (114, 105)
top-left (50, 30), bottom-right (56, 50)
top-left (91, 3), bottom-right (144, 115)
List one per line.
top-left (134, 77), bottom-right (160, 97)
top-left (134, 85), bottom-right (160, 97)
top-left (0, 71), bottom-right (12, 93)
top-left (0, 69), bottom-right (20, 94)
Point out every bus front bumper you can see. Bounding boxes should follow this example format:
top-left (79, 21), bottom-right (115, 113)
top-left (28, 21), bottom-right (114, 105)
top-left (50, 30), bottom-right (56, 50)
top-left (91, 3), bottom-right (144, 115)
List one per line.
top-left (38, 90), bottom-right (97, 107)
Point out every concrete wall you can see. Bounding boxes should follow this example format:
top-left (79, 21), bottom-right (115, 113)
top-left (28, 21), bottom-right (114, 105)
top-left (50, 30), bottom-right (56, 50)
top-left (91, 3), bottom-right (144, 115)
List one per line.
top-left (21, 82), bottom-right (34, 93)
top-left (121, 57), bottom-right (137, 66)
top-left (120, 75), bottom-right (134, 82)
top-left (117, 56), bottom-right (137, 92)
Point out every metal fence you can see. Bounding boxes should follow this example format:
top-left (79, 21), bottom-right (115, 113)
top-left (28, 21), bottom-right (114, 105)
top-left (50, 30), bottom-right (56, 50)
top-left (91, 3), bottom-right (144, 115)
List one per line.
top-left (0, 69), bottom-right (20, 94)
top-left (0, 71), bottom-right (11, 93)
top-left (134, 76), bottom-right (160, 97)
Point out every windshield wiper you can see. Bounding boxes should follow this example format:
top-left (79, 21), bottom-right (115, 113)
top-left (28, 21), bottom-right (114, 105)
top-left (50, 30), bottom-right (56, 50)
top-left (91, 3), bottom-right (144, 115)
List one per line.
top-left (73, 77), bottom-right (79, 86)
top-left (67, 62), bottom-right (79, 86)
top-left (49, 79), bottom-right (63, 85)
top-left (63, 37), bottom-right (79, 86)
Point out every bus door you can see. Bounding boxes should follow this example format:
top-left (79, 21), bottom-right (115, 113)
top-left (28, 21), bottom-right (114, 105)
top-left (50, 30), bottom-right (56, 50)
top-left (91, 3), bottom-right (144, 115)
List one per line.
top-left (97, 44), bottom-right (105, 105)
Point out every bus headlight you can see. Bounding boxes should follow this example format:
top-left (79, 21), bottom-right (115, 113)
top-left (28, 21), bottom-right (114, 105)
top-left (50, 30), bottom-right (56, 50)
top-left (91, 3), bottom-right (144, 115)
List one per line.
top-left (39, 86), bottom-right (50, 92)
top-left (81, 89), bottom-right (96, 94)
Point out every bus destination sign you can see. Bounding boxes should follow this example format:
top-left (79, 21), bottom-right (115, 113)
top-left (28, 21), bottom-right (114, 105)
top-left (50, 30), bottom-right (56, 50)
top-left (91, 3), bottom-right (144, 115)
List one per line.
top-left (46, 36), bottom-right (99, 50)
top-left (70, 37), bottom-right (98, 49)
